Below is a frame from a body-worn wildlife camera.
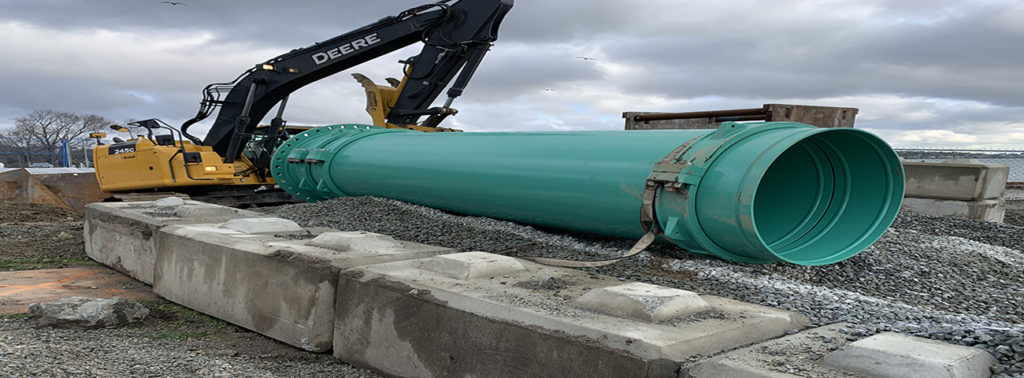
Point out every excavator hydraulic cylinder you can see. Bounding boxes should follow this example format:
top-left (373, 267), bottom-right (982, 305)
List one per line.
top-left (272, 122), bottom-right (903, 265)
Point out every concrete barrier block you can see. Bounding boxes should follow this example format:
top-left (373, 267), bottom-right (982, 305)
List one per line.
top-left (902, 197), bottom-right (1005, 222)
top-left (152, 197), bottom-right (186, 207)
top-left (173, 205), bottom-right (240, 218)
top-left (153, 224), bottom-right (454, 352)
top-left (821, 332), bottom-right (997, 378)
top-left (903, 161), bottom-right (1010, 201)
top-left (419, 252), bottom-right (527, 280)
top-left (334, 252), bottom-right (810, 378)
top-left (219, 217), bottom-right (304, 234)
top-left (309, 231), bottom-right (404, 252)
top-left (575, 282), bottom-right (710, 322)
top-left (83, 201), bottom-right (264, 284)
top-left (686, 323), bottom-right (854, 377)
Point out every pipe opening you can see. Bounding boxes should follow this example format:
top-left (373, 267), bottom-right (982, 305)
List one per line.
top-left (752, 129), bottom-right (902, 265)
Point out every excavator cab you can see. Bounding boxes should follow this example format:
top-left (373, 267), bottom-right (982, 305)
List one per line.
top-left (242, 124), bottom-right (313, 162)
top-left (92, 119), bottom-right (247, 193)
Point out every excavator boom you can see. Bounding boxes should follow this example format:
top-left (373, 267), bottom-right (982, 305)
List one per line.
top-left (188, 0), bottom-right (512, 165)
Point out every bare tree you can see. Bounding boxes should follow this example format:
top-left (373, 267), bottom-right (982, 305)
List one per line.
top-left (0, 110), bottom-right (112, 166)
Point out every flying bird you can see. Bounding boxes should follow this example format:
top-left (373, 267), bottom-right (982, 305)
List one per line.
top-left (576, 56), bottom-right (598, 61)
top-left (159, 1), bottom-right (187, 5)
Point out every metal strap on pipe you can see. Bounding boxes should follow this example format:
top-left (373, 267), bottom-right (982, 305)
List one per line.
top-left (521, 136), bottom-right (702, 268)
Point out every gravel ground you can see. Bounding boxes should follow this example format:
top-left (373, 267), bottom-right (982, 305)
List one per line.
top-left (1005, 189), bottom-right (1024, 227)
top-left (267, 196), bottom-right (1024, 377)
top-left (0, 315), bottom-right (377, 377)
top-left (1004, 189), bottom-right (1024, 201)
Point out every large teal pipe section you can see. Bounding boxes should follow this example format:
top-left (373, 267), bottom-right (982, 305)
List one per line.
top-left (271, 122), bottom-right (904, 265)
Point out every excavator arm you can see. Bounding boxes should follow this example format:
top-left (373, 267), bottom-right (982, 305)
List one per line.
top-left (182, 0), bottom-right (513, 166)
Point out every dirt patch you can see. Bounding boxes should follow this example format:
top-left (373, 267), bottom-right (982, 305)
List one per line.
top-left (0, 201), bottom-right (88, 264)
top-left (0, 223), bottom-right (87, 260)
top-left (0, 267), bottom-right (154, 314)
top-left (0, 202), bottom-right (80, 224)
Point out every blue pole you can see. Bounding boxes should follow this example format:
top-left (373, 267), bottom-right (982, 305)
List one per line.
top-left (61, 139), bottom-right (71, 167)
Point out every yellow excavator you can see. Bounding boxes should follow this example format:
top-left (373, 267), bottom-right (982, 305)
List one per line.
top-left (91, 0), bottom-right (512, 205)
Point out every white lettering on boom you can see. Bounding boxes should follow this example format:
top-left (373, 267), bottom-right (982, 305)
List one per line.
top-left (311, 33), bottom-right (382, 65)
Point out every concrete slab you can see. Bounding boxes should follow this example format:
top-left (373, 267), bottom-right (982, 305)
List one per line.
top-left (903, 161), bottom-right (1009, 201)
top-left (901, 197), bottom-right (1005, 223)
top-left (83, 201), bottom-right (264, 284)
top-left (334, 252), bottom-right (810, 378)
top-left (821, 332), bottom-right (997, 378)
top-left (0, 267), bottom-right (158, 314)
top-left (153, 223), bottom-right (454, 352)
top-left (686, 323), bottom-right (860, 377)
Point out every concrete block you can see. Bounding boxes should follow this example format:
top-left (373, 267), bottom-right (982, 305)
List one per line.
top-left (821, 332), bottom-right (997, 378)
top-left (334, 252), bottom-right (810, 378)
top-left (419, 251), bottom-right (527, 280)
top-left (173, 205), bottom-right (241, 218)
top-left (686, 323), bottom-right (856, 377)
top-left (219, 217), bottom-right (304, 234)
top-left (902, 197), bottom-right (1005, 222)
top-left (153, 224), bottom-right (453, 352)
top-left (575, 282), bottom-right (710, 322)
top-left (83, 201), bottom-right (264, 284)
top-left (309, 231), bottom-right (403, 252)
top-left (152, 197), bottom-right (186, 207)
top-left (903, 161), bottom-right (1009, 200)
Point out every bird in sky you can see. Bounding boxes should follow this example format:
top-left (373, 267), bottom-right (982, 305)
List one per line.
top-left (576, 56), bottom-right (598, 61)
top-left (159, 1), bottom-right (187, 5)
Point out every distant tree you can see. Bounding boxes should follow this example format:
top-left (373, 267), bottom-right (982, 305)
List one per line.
top-left (0, 110), bottom-right (112, 165)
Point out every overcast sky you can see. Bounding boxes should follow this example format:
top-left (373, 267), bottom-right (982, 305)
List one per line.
top-left (1, 0), bottom-right (1022, 148)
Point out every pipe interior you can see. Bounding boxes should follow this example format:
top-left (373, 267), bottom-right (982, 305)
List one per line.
top-left (752, 129), bottom-right (901, 265)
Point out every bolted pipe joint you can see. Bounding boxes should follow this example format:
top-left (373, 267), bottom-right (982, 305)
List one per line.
top-left (272, 122), bottom-right (903, 266)
top-left (653, 122), bottom-right (904, 265)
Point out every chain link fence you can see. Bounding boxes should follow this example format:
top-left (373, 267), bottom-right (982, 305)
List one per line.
top-left (0, 137), bottom-right (93, 168)
top-left (894, 148), bottom-right (1024, 184)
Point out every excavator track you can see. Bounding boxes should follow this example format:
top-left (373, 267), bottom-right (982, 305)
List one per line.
top-left (105, 186), bottom-right (301, 208)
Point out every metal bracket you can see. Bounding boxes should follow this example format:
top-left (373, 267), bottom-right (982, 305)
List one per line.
top-left (521, 135), bottom-right (705, 268)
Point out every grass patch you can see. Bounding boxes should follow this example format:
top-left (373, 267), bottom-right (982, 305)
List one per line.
top-left (0, 313), bottom-right (27, 320)
top-left (0, 257), bottom-right (99, 271)
top-left (132, 299), bottom-right (235, 341)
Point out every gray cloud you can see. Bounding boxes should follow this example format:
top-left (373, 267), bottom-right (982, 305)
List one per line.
top-left (0, 0), bottom-right (1021, 148)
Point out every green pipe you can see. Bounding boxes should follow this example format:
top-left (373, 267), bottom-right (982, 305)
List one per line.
top-left (272, 122), bottom-right (903, 265)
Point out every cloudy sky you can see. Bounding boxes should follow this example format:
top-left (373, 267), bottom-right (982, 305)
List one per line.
top-left (1, 0), bottom-right (1022, 148)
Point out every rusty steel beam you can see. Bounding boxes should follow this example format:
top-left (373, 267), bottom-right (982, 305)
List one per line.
top-left (633, 107), bottom-right (766, 122)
